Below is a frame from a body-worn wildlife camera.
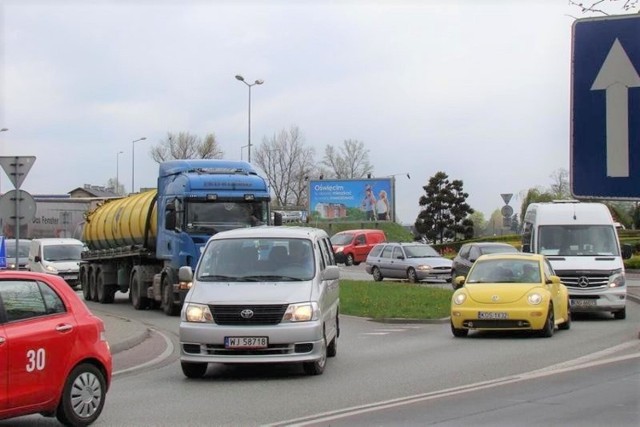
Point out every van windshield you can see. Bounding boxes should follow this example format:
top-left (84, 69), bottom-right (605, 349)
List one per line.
top-left (196, 238), bottom-right (315, 282)
top-left (43, 244), bottom-right (84, 261)
top-left (330, 233), bottom-right (353, 245)
top-left (537, 225), bottom-right (619, 256)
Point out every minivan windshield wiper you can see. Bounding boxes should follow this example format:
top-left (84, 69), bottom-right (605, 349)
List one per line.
top-left (240, 275), bottom-right (302, 282)
top-left (198, 274), bottom-right (239, 281)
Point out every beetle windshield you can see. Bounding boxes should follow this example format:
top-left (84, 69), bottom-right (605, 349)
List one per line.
top-left (467, 259), bottom-right (541, 284)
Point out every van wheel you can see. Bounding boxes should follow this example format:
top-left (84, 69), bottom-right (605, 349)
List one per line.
top-left (55, 363), bottom-right (106, 426)
top-left (303, 337), bottom-right (327, 375)
top-left (345, 254), bottom-right (354, 266)
top-left (372, 266), bottom-right (383, 281)
top-left (613, 307), bottom-right (626, 320)
top-left (407, 268), bottom-right (418, 283)
top-left (181, 362), bottom-right (207, 379)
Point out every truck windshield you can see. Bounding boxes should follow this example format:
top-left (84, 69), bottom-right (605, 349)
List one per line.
top-left (185, 201), bottom-right (268, 233)
top-left (537, 225), bottom-right (619, 256)
top-left (43, 244), bottom-right (84, 261)
top-left (196, 238), bottom-right (315, 282)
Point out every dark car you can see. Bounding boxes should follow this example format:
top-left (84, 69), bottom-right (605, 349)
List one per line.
top-left (451, 242), bottom-right (518, 287)
top-left (365, 242), bottom-right (452, 283)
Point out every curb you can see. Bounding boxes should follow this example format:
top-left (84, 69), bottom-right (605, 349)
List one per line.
top-left (93, 310), bottom-right (151, 354)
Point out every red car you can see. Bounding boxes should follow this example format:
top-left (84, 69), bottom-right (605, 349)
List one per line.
top-left (0, 271), bottom-right (112, 426)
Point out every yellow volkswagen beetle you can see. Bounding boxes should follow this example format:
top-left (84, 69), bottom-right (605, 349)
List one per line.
top-left (450, 253), bottom-right (571, 338)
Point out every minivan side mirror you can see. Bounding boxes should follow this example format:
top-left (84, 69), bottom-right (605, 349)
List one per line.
top-left (621, 244), bottom-right (633, 260)
top-left (322, 265), bottom-right (340, 281)
top-left (522, 244), bottom-right (531, 253)
top-left (178, 266), bottom-right (193, 282)
top-left (34, 255), bottom-right (41, 263)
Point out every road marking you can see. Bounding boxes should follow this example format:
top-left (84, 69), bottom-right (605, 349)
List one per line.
top-left (113, 328), bottom-right (174, 376)
top-left (266, 341), bottom-right (640, 426)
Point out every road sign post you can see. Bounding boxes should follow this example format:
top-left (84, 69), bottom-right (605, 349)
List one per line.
top-left (571, 14), bottom-right (640, 199)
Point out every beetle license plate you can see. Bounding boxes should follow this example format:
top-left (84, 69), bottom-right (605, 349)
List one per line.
top-left (478, 311), bottom-right (508, 320)
top-left (225, 337), bottom-right (268, 349)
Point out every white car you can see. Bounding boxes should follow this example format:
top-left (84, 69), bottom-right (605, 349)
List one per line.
top-left (179, 226), bottom-right (340, 378)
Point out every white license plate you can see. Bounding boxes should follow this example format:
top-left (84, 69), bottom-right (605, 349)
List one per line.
top-left (225, 337), bottom-right (268, 349)
top-left (571, 299), bottom-right (596, 307)
top-left (478, 311), bottom-right (508, 320)
top-left (63, 275), bottom-right (78, 280)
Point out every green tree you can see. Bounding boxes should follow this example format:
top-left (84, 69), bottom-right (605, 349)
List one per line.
top-left (150, 132), bottom-right (224, 162)
top-left (519, 187), bottom-right (555, 222)
top-left (469, 211), bottom-right (487, 237)
top-left (414, 171), bottom-right (474, 244)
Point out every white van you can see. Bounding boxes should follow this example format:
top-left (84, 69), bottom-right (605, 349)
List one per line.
top-left (521, 201), bottom-right (631, 319)
top-left (178, 226), bottom-right (340, 378)
top-left (28, 238), bottom-right (85, 288)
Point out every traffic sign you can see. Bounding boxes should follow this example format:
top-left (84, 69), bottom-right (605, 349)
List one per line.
top-left (571, 14), bottom-right (640, 199)
top-left (0, 156), bottom-right (36, 189)
top-left (0, 190), bottom-right (37, 226)
top-left (501, 205), bottom-right (514, 217)
top-left (500, 193), bottom-right (513, 205)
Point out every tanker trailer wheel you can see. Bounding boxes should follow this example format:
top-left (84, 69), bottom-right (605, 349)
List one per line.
top-left (96, 271), bottom-right (115, 304)
top-left (162, 276), bottom-right (180, 316)
top-left (80, 266), bottom-right (92, 301)
top-left (89, 267), bottom-right (100, 302)
top-left (131, 272), bottom-right (151, 310)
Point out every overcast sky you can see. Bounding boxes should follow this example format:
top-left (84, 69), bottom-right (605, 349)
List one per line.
top-left (0, 0), bottom-right (631, 224)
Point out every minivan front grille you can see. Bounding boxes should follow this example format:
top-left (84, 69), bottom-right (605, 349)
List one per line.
top-left (209, 304), bottom-right (289, 325)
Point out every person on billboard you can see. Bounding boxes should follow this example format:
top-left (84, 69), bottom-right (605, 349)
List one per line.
top-left (361, 185), bottom-right (377, 221)
top-left (376, 190), bottom-right (390, 220)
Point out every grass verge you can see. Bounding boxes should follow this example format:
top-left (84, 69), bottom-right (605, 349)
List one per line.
top-left (340, 280), bottom-right (453, 320)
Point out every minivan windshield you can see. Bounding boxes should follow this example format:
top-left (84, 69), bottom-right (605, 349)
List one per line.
top-left (197, 238), bottom-right (315, 282)
top-left (330, 233), bottom-right (353, 246)
top-left (43, 244), bottom-right (84, 262)
top-left (537, 225), bottom-right (619, 256)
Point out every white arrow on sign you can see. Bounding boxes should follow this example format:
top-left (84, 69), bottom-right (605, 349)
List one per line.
top-left (591, 38), bottom-right (640, 178)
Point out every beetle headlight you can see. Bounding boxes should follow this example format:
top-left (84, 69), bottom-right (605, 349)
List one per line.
top-left (283, 302), bottom-right (318, 322)
top-left (528, 293), bottom-right (543, 305)
top-left (453, 293), bottom-right (467, 305)
top-left (183, 303), bottom-right (213, 322)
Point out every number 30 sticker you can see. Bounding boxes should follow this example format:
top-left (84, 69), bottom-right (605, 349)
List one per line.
top-left (26, 348), bottom-right (46, 372)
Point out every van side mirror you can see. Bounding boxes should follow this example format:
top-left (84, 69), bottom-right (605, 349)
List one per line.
top-left (178, 266), bottom-right (193, 282)
top-left (34, 255), bottom-right (41, 263)
top-left (522, 244), bottom-right (531, 253)
top-left (621, 244), bottom-right (633, 260)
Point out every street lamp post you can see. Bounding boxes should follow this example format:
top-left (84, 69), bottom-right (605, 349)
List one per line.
top-left (131, 137), bottom-right (147, 193)
top-left (235, 75), bottom-right (264, 163)
top-left (116, 150), bottom-right (124, 195)
top-left (240, 144), bottom-right (250, 161)
top-left (0, 128), bottom-right (8, 193)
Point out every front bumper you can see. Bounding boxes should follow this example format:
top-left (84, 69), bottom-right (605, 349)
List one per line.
top-left (179, 320), bottom-right (325, 364)
top-left (568, 287), bottom-right (626, 313)
top-left (451, 306), bottom-right (549, 330)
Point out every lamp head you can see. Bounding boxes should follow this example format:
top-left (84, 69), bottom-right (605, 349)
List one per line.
top-left (255, 79), bottom-right (264, 85)
top-left (235, 75), bottom-right (245, 82)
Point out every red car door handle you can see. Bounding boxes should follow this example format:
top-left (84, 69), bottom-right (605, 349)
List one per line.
top-left (56, 324), bottom-right (73, 332)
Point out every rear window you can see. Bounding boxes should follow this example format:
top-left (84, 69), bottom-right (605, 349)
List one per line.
top-left (481, 245), bottom-right (517, 255)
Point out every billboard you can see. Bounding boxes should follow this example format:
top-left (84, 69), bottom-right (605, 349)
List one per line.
top-left (308, 178), bottom-right (394, 222)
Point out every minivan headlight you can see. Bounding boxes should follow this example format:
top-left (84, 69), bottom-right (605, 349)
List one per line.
top-left (283, 302), bottom-right (319, 322)
top-left (45, 263), bottom-right (58, 274)
top-left (608, 270), bottom-right (625, 288)
top-left (184, 303), bottom-right (213, 322)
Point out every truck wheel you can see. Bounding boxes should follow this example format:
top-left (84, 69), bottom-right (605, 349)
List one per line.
top-left (89, 268), bottom-right (99, 302)
top-left (162, 277), bottom-right (180, 316)
top-left (131, 273), bottom-right (150, 310)
top-left (80, 267), bottom-right (92, 301)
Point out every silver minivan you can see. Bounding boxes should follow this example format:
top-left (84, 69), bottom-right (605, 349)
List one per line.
top-left (179, 226), bottom-right (340, 378)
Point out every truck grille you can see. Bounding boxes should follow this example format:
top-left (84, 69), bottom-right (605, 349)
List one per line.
top-left (208, 304), bottom-right (289, 325)
top-left (554, 270), bottom-right (611, 289)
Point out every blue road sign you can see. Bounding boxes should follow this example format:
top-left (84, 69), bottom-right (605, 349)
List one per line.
top-left (571, 14), bottom-right (640, 199)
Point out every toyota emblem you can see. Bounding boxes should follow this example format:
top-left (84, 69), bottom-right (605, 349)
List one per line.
top-left (577, 276), bottom-right (589, 288)
top-left (240, 309), bottom-right (254, 319)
